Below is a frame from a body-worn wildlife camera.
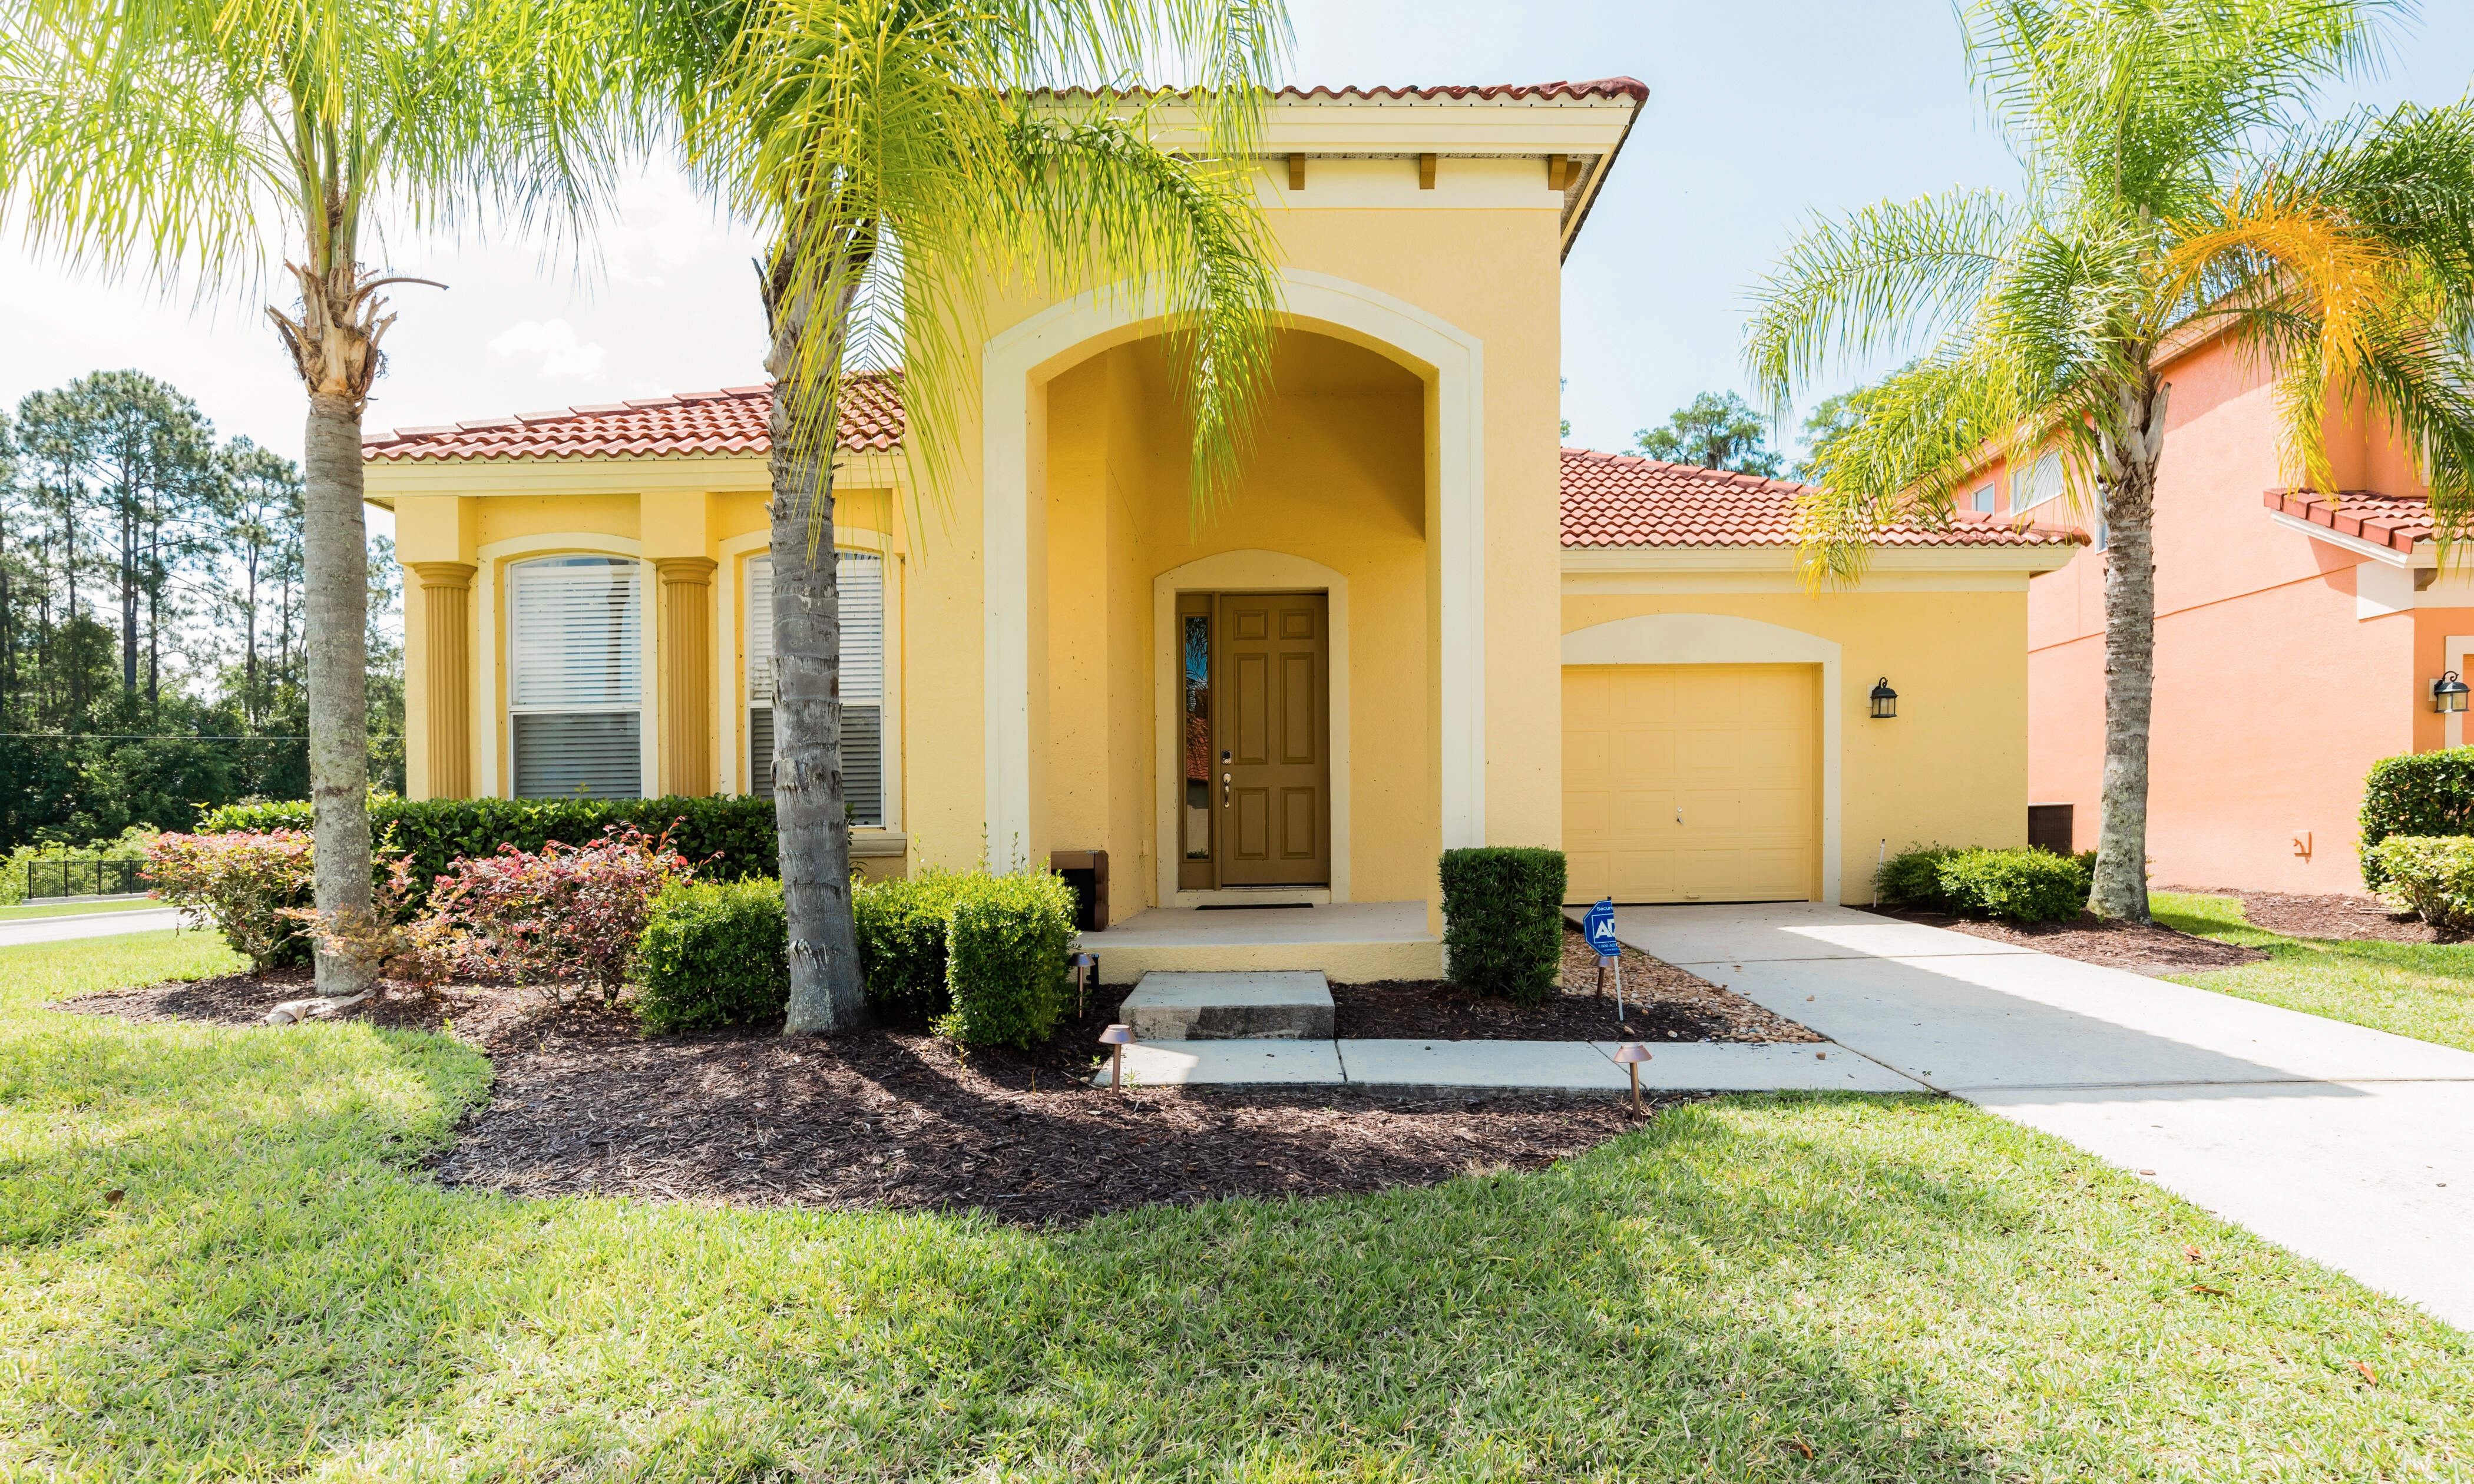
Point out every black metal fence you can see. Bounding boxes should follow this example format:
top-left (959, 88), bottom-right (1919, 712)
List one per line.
top-left (23, 858), bottom-right (150, 900)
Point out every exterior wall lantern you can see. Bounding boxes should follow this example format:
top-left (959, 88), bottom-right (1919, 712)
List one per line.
top-left (2436, 672), bottom-right (2472, 714)
top-left (1869, 678), bottom-right (1899, 719)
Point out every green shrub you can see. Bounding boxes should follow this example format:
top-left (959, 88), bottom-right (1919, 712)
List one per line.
top-left (935, 872), bottom-right (1077, 1048)
top-left (636, 877), bottom-right (791, 1032)
top-left (1876, 845), bottom-right (1963, 911)
top-left (1934, 847), bottom-right (2090, 924)
top-left (852, 867), bottom-right (974, 1019)
top-left (199, 794), bottom-right (778, 906)
top-left (2359, 748), bottom-right (2474, 889)
top-left (2366, 835), bottom-right (2474, 929)
top-left (144, 829), bottom-right (316, 970)
top-left (1439, 846), bottom-right (1567, 1004)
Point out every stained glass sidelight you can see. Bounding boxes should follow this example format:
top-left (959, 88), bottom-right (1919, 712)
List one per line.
top-left (1183, 614), bottom-right (1211, 859)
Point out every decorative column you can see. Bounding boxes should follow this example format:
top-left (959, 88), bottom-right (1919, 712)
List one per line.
top-left (655, 557), bottom-right (718, 797)
top-left (409, 562), bottom-right (476, 799)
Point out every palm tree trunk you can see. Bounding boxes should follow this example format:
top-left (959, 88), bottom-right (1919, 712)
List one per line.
top-left (303, 390), bottom-right (375, 996)
top-left (2091, 379), bottom-right (2170, 923)
top-left (763, 237), bottom-right (868, 1036)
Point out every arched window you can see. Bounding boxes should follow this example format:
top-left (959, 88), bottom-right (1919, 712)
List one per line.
top-left (746, 551), bottom-right (885, 823)
top-left (508, 555), bottom-right (641, 798)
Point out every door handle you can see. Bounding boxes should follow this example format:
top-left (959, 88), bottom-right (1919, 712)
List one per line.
top-left (1675, 805), bottom-right (1683, 825)
top-left (1223, 772), bottom-right (1231, 806)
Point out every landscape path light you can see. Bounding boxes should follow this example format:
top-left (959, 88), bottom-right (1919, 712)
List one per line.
top-left (1099, 1023), bottom-right (1135, 1092)
top-left (2436, 671), bottom-right (2470, 714)
top-left (1612, 1042), bottom-right (1653, 1114)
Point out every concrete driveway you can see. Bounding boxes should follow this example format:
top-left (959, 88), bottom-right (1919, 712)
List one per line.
top-left (1607, 901), bottom-right (2474, 1333)
top-left (0, 906), bottom-right (186, 949)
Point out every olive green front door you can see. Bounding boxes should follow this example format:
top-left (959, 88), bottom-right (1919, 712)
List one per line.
top-left (1175, 591), bottom-right (1331, 889)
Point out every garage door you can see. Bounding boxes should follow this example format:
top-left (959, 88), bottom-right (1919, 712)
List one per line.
top-left (1563, 664), bottom-right (1817, 905)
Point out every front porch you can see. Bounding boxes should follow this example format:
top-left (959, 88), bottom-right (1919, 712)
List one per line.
top-left (1074, 900), bottom-right (1441, 984)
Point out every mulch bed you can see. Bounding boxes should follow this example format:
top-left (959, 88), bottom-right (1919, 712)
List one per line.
top-left (2159, 886), bottom-right (2450, 944)
top-left (1325, 925), bottom-right (1819, 1044)
top-left (1857, 904), bottom-right (2268, 977)
top-left (60, 970), bottom-right (1675, 1227)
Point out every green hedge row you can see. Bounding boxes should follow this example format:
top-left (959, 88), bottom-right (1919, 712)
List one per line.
top-left (851, 868), bottom-right (976, 1021)
top-left (1876, 844), bottom-right (2093, 923)
top-left (636, 877), bottom-right (792, 1033)
top-left (1439, 846), bottom-right (1567, 1004)
top-left (199, 794), bottom-right (778, 905)
top-left (2359, 748), bottom-right (2474, 889)
top-left (2365, 835), bottom-right (2474, 929)
top-left (641, 867), bottom-right (1079, 1046)
top-left (936, 873), bottom-right (1078, 1048)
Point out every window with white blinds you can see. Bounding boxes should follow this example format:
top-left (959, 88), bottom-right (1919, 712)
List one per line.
top-left (746, 551), bottom-right (885, 823)
top-left (508, 555), bottom-right (642, 799)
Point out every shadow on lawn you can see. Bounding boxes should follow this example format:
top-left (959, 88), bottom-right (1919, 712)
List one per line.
top-left (7, 1003), bottom-right (2042, 1481)
top-left (12, 1004), bottom-right (2455, 1479)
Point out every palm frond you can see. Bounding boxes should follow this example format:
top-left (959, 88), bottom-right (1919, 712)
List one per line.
top-left (1744, 188), bottom-right (2020, 416)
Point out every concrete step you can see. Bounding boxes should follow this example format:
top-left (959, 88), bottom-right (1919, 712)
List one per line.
top-left (1118, 970), bottom-right (1335, 1041)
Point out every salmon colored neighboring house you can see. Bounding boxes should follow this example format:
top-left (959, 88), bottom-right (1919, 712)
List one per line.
top-left (2010, 330), bottom-right (2457, 893)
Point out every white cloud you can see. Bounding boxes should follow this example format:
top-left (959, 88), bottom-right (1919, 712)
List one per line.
top-left (486, 319), bottom-right (610, 380)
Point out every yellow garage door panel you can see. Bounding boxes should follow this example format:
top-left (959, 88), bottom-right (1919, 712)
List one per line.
top-left (1562, 664), bottom-right (1817, 905)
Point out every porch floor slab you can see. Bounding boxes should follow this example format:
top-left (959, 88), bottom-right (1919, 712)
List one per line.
top-left (1119, 972), bottom-right (1335, 1041)
top-left (1077, 901), bottom-right (1440, 984)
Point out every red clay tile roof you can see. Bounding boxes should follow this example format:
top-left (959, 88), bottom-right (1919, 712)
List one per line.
top-left (1559, 448), bottom-right (2089, 549)
top-left (362, 376), bottom-right (904, 462)
top-left (1270, 78), bottom-right (1648, 103)
top-left (1037, 78), bottom-right (1648, 104)
top-left (2263, 489), bottom-right (2432, 552)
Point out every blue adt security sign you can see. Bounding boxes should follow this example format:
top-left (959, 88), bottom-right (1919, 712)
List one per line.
top-left (1582, 897), bottom-right (1619, 958)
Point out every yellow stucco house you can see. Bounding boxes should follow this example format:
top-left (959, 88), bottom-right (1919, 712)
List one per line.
top-left (365, 79), bottom-right (2083, 982)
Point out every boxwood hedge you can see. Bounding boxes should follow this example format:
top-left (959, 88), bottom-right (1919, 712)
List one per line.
top-left (199, 794), bottom-right (778, 905)
top-left (2358, 748), bottom-right (2474, 889)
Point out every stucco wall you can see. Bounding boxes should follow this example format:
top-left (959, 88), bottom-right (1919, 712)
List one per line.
top-left (2024, 333), bottom-right (2438, 892)
top-left (1565, 589), bottom-right (2033, 903)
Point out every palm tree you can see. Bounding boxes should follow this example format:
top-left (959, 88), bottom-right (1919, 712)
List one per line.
top-left (1746, 0), bottom-right (2474, 922)
top-left (644, 0), bottom-right (1286, 1033)
top-left (0, 0), bottom-right (630, 999)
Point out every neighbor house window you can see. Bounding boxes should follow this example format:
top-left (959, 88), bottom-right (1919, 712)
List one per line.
top-left (2015, 451), bottom-right (2065, 512)
top-left (746, 551), bottom-right (886, 824)
top-left (508, 555), bottom-right (641, 798)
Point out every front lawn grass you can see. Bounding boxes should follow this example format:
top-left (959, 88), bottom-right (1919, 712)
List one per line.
top-left (2, 932), bottom-right (2467, 1479)
top-left (2155, 891), bottom-right (2474, 1054)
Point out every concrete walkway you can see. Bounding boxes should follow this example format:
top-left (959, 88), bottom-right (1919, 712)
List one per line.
top-left (1100, 1036), bottom-right (1924, 1098)
top-left (0, 905), bottom-right (186, 949)
top-left (1609, 901), bottom-right (2474, 1333)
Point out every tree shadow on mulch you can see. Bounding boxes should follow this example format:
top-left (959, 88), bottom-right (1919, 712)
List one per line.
top-left (60, 970), bottom-right (1682, 1227)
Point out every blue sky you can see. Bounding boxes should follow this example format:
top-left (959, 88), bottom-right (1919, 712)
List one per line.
top-left (3, 0), bottom-right (2469, 512)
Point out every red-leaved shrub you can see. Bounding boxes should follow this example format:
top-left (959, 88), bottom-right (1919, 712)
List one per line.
top-left (283, 852), bottom-right (462, 998)
top-left (147, 830), bottom-right (314, 970)
top-left (429, 825), bottom-right (693, 1001)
